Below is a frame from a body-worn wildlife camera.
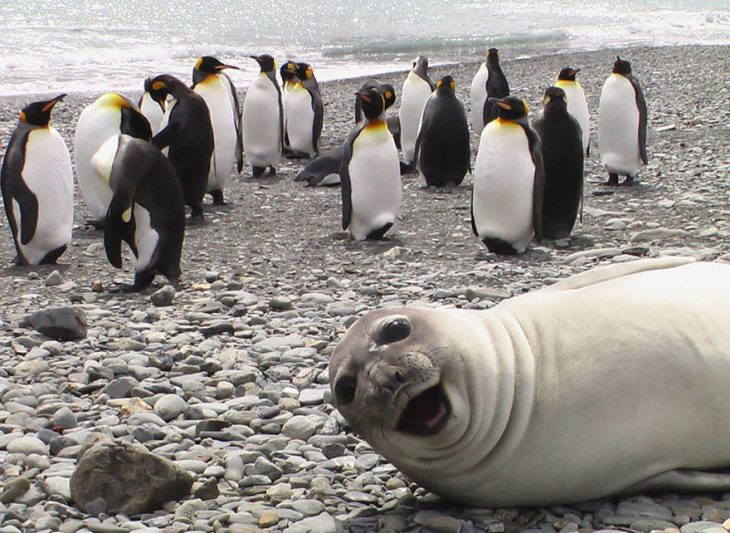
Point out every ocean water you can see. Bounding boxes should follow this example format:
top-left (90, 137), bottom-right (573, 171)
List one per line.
top-left (0, 0), bottom-right (728, 97)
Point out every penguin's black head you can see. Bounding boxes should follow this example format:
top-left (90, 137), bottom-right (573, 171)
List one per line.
top-left (251, 54), bottom-right (276, 73)
top-left (542, 86), bottom-right (568, 107)
top-left (436, 75), bottom-right (456, 92)
top-left (492, 95), bottom-right (528, 121)
top-left (19, 94), bottom-right (66, 126)
top-left (487, 48), bottom-right (501, 65)
top-left (296, 62), bottom-right (314, 82)
top-left (148, 75), bottom-right (173, 110)
top-left (356, 87), bottom-right (385, 120)
top-left (196, 56), bottom-right (239, 74)
top-left (558, 67), bottom-right (579, 81)
top-left (382, 83), bottom-right (396, 110)
top-left (281, 61), bottom-right (298, 83)
top-left (612, 56), bottom-right (632, 75)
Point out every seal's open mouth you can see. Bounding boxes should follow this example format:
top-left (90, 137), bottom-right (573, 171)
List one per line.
top-left (396, 382), bottom-right (450, 436)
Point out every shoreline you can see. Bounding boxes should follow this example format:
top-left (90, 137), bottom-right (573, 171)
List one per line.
top-left (0, 43), bottom-right (729, 532)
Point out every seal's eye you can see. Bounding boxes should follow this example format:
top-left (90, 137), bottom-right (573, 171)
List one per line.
top-left (335, 376), bottom-right (357, 406)
top-left (379, 317), bottom-right (411, 345)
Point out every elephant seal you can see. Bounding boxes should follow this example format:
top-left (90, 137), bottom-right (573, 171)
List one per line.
top-left (329, 257), bottom-right (730, 507)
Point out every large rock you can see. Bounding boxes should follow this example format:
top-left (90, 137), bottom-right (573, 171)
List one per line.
top-left (70, 440), bottom-right (193, 515)
top-left (24, 307), bottom-right (87, 341)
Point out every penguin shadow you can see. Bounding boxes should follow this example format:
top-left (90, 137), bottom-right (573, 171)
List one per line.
top-left (342, 234), bottom-right (407, 256)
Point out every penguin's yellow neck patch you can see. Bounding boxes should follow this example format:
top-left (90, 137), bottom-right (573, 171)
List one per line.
top-left (98, 92), bottom-right (128, 109)
top-left (362, 119), bottom-right (390, 140)
top-left (488, 118), bottom-right (521, 132)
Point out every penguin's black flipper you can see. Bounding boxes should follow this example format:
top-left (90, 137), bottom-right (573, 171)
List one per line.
top-left (387, 116), bottom-right (401, 149)
top-left (630, 75), bottom-right (648, 165)
top-left (340, 135), bottom-right (357, 230)
top-left (470, 185), bottom-right (479, 237)
top-left (152, 122), bottom-right (179, 151)
top-left (526, 125), bottom-right (545, 243)
top-left (311, 89), bottom-right (324, 155)
top-left (1, 129), bottom-right (39, 246)
top-left (222, 73), bottom-right (244, 173)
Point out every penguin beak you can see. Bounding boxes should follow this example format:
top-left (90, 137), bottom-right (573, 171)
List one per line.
top-left (356, 91), bottom-right (372, 103)
top-left (216, 64), bottom-right (240, 71)
top-left (571, 68), bottom-right (580, 76)
top-left (42, 94), bottom-right (67, 112)
top-left (495, 99), bottom-right (512, 111)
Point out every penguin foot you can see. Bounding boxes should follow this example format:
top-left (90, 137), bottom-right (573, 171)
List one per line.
top-left (399, 162), bottom-right (414, 175)
top-left (87, 219), bottom-right (106, 230)
top-left (210, 190), bottom-right (226, 206)
top-left (606, 173), bottom-right (619, 186)
top-left (267, 166), bottom-right (277, 176)
top-left (284, 150), bottom-right (309, 160)
top-left (366, 223), bottom-right (393, 240)
top-left (40, 245), bottom-right (67, 265)
top-left (482, 237), bottom-right (519, 255)
top-left (620, 175), bottom-right (636, 186)
top-left (251, 166), bottom-right (266, 179)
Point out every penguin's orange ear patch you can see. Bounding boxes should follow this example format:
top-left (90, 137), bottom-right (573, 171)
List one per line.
top-left (19, 111), bottom-right (27, 123)
top-left (122, 208), bottom-right (132, 223)
top-left (152, 81), bottom-right (166, 91)
top-left (194, 57), bottom-right (203, 69)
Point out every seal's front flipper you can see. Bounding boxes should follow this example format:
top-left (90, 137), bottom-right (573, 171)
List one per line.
top-left (620, 469), bottom-right (730, 497)
top-left (544, 257), bottom-right (696, 293)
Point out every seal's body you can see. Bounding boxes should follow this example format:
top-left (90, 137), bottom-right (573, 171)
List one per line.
top-left (330, 258), bottom-right (730, 507)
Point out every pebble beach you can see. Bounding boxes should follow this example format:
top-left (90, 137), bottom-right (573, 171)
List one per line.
top-left (0, 44), bottom-right (729, 532)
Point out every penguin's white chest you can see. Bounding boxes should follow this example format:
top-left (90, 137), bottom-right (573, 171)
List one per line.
top-left (470, 62), bottom-right (489, 134)
top-left (286, 84), bottom-right (316, 156)
top-left (472, 120), bottom-right (535, 253)
top-left (195, 76), bottom-right (237, 190)
top-left (242, 75), bottom-right (281, 168)
top-left (348, 123), bottom-right (401, 240)
top-left (132, 203), bottom-right (159, 272)
top-left (598, 75), bottom-right (642, 175)
top-left (556, 80), bottom-right (590, 152)
top-left (399, 72), bottom-right (433, 163)
top-left (17, 128), bottom-right (73, 264)
top-left (74, 103), bottom-right (123, 220)
top-left (140, 93), bottom-right (164, 135)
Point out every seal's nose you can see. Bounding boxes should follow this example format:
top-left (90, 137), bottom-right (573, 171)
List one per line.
top-left (374, 364), bottom-right (407, 393)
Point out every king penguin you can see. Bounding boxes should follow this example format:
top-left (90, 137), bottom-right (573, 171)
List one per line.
top-left (74, 92), bottom-right (151, 226)
top-left (472, 96), bottom-right (544, 254)
top-left (470, 48), bottom-right (509, 135)
top-left (341, 86), bottom-right (401, 240)
top-left (295, 81), bottom-right (397, 187)
top-left (414, 75), bottom-right (470, 187)
top-left (92, 134), bottom-right (185, 292)
top-left (398, 56), bottom-right (434, 170)
top-left (280, 61), bottom-right (299, 154)
top-left (283, 62), bottom-right (323, 158)
top-left (532, 86), bottom-right (583, 239)
top-left (140, 77), bottom-right (165, 136)
top-left (149, 74), bottom-right (214, 220)
top-left (242, 54), bottom-right (283, 178)
top-left (555, 67), bottom-right (591, 156)
top-left (598, 56), bottom-right (648, 186)
top-left (1, 95), bottom-right (73, 266)
top-left (192, 56), bottom-right (243, 205)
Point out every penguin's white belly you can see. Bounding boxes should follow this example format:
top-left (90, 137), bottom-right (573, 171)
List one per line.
top-left (470, 63), bottom-right (488, 134)
top-left (159, 99), bottom-right (176, 157)
top-left (598, 76), bottom-right (642, 175)
top-left (282, 85), bottom-right (294, 143)
top-left (243, 77), bottom-right (281, 168)
top-left (399, 73), bottom-right (433, 163)
top-left (286, 88), bottom-right (315, 156)
top-left (140, 93), bottom-right (163, 136)
top-left (473, 122), bottom-right (535, 253)
top-left (17, 128), bottom-right (73, 264)
top-left (318, 173), bottom-right (341, 186)
top-left (196, 80), bottom-right (237, 191)
top-left (132, 203), bottom-right (159, 272)
top-left (348, 127), bottom-right (401, 240)
top-left (74, 107), bottom-right (120, 220)
top-left (558, 82), bottom-right (590, 152)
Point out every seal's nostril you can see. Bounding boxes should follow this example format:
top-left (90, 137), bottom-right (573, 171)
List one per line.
top-left (335, 376), bottom-right (357, 406)
top-left (395, 370), bottom-right (405, 383)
